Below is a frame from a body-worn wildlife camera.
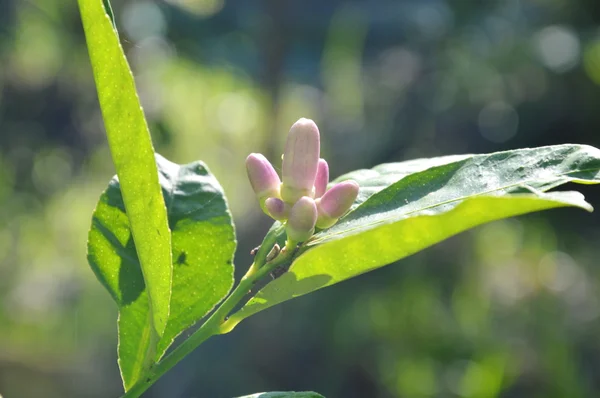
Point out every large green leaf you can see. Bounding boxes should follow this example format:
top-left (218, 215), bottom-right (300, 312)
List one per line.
top-left (227, 144), bottom-right (600, 327)
top-left (78, 0), bottom-right (172, 337)
top-left (88, 155), bottom-right (236, 389)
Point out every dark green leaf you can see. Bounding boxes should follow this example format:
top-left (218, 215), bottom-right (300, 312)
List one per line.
top-left (78, 0), bottom-right (171, 338)
top-left (227, 144), bottom-right (600, 327)
top-left (88, 155), bottom-right (236, 389)
top-left (102, 0), bottom-right (116, 30)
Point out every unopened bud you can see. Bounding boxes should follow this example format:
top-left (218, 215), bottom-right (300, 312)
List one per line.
top-left (286, 196), bottom-right (317, 242)
top-left (281, 118), bottom-right (320, 204)
top-left (265, 197), bottom-right (289, 221)
top-left (314, 159), bottom-right (329, 198)
top-left (246, 153), bottom-right (281, 209)
top-left (316, 180), bottom-right (359, 229)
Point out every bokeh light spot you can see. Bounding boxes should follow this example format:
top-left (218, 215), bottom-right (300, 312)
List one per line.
top-left (478, 101), bottom-right (519, 143)
top-left (10, 13), bottom-right (63, 89)
top-left (535, 25), bottom-right (580, 73)
top-left (539, 251), bottom-right (581, 293)
top-left (211, 92), bottom-right (259, 137)
top-left (413, 3), bottom-right (453, 41)
top-left (396, 358), bottom-right (438, 397)
top-left (165, 0), bottom-right (224, 17)
top-left (32, 148), bottom-right (73, 195)
top-left (379, 47), bottom-right (421, 91)
top-left (122, 1), bottom-right (166, 42)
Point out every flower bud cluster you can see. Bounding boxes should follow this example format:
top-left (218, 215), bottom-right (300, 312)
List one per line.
top-left (246, 118), bottom-right (359, 244)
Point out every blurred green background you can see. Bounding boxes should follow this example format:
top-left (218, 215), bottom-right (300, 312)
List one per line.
top-left (2, 0), bottom-right (600, 397)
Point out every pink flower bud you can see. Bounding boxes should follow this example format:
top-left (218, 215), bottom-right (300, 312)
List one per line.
top-left (286, 196), bottom-right (317, 242)
top-left (281, 118), bottom-right (320, 204)
top-left (246, 153), bottom-right (281, 204)
top-left (316, 180), bottom-right (359, 229)
top-left (265, 197), bottom-right (289, 221)
top-left (314, 159), bottom-right (329, 198)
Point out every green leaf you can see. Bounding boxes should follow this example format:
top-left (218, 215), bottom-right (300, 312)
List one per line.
top-left (102, 0), bottom-right (117, 31)
top-left (227, 144), bottom-right (600, 327)
top-left (235, 392), bottom-right (326, 398)
top-left (78, 0), bottom-right (172, 337)
top-left (88, 155), bottom-right (236, 389)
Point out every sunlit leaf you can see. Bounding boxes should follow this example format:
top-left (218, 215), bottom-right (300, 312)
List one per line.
top-left (227, 144), bottom-right (600, 327)
top-left (88, 155), bottom-right (236, 389)
top-left (78, 0), bottom-right (171, 338)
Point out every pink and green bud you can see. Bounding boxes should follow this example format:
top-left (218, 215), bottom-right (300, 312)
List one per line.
top-left (246, 153), bottom-right (281, 209)
top-left (265, 197), bottom-right (289, 221)
top-left (314, 158), bottom-right (329, 198)
top-left (280, 118), bottom-right (320, 204)
top-left (316, 180), bottom-right (359, 229)
top-left (286, 196), bottom-right (318, 242)
top-left (245, 118), bottom-right (360, 234)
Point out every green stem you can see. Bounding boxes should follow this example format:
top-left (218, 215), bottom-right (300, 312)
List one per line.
top-left (253, 223), bottom-right (286, 266)
top-left (122, 229), bottom-right (293, 398)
